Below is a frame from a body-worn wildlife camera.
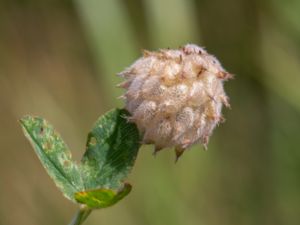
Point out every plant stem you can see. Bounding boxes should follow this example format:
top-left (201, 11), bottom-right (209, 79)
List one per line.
top-left (68, 205), bottom-right (92, 225)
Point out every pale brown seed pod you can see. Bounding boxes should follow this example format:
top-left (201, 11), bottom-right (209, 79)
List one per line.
top-left (118, 44), bottom-right (232, 160)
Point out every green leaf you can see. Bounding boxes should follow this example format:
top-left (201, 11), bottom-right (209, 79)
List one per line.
top-left (20, 108), bottom-right (141, 209)
top-left (80, 108), bottom-right (141, 190)
top-left (74, 183), bottom-right (132, 208)
top-left (20, 116), bottom-right (83, 202)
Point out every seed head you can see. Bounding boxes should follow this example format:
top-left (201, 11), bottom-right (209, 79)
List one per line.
top-left (118, 44), bottom-right (232, 160)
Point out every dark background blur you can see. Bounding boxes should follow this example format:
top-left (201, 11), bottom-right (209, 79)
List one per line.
top-left (1, 0), bottom-right (300, 225)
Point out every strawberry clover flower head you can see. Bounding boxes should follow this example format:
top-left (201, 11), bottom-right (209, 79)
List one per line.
top-left (118, 44), bottom-right (232, 160)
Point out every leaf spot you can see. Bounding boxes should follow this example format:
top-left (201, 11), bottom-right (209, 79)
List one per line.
top-left (64, 160), bottom-right (71, 167)
top-left (89, 136), bottom-right (97, 146)
top-left (42, 141), bottom-right (52, 151)
top-left (40, 127), bottom-right (44, 135)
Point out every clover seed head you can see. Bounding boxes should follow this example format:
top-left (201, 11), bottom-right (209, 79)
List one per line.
top-left (118, 44), bottom-right (232, 159)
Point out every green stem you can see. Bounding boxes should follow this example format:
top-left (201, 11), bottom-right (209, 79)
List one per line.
top-left (68, 205), bottom-right (92, 225)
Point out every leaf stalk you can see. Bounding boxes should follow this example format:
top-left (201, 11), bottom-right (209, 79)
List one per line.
top-left (68, 205), bottom-right (92, 225)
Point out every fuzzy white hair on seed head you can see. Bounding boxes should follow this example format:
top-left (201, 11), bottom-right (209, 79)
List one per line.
top-left (183, 44), bottom-right (207, 55)
top-left (118, 44), bottom-right (232, 160)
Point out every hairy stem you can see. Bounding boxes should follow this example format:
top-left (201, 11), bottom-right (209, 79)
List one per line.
top-left (68, 205), bottom-right (92, 225)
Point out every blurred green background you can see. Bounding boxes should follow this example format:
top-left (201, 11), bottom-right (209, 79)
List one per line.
top-left (1, 0), bottom-right (300, 225)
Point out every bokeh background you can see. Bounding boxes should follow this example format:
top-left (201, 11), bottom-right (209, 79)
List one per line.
top-left (1, 0), bottom-right (300, 225)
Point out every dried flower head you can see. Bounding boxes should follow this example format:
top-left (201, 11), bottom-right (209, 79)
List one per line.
top-left (118, 44), bottom-right (232, 160)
